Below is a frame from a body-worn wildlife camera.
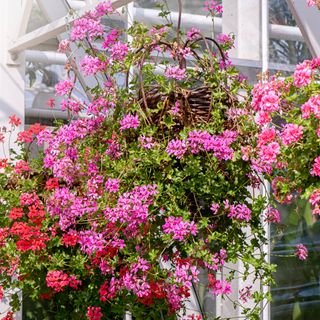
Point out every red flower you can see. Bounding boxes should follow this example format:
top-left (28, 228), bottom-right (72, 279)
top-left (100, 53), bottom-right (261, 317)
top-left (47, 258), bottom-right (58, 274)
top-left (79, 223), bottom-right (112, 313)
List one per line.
top-left (9, 114), bottom-right (21, 127)
top-left (46, 270), bottom-right (70, 292)
top-left (46, 98), bottom-right (55, 108)
top-left (8, 208), bottom-right (24, 220)
top-left (86, 306), bottom-right (103, 320)
top-left (45, 178), bottom-right (59, 190)
top-left (0, 158), bottom-right (8, 169)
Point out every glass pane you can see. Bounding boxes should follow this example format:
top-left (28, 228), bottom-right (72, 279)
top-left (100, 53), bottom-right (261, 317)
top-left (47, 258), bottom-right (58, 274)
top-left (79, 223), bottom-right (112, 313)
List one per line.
top-left (271, 198), bottom-right (320, 320)
top-left (134, 0), bottom-right (221, 15)
top-left (269, 0), bottom-right (312, 66)
top-left (25, 62), bottom-right (89, 126)
top-left (27, 0), bottom-right (48, 33)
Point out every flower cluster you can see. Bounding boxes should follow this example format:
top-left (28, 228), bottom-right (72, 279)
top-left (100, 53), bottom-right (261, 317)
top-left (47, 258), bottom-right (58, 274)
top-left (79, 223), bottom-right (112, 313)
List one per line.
top-left (0, 1), bottom-right (279, 319)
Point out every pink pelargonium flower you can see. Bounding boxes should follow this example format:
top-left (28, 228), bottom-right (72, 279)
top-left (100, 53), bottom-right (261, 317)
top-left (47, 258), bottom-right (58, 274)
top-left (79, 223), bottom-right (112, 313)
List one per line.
top-left (95, 1), bottom-right (114, 16)
top-left (186, 27), bottom-right (200, 40)
top-left (164, 66), bottom-right (186, 80)
top-left (105, 178), bottom-right (120, 193)
top-left (309, 189), bottom-right (320, 206)
top-left (204, 0), bottom-right (223, 14)
top-left (307, 0), bottom-right (316, 6)
top-left (166, 139), bottom-right (187, 159)
top-left (228, 203), bottom-right (251, 222)
top-left (264, 206), bottom-right (280, 223)
top-left (80, 55), bottom-right (105, 76)
top-left (255, 111), bottom-right (272, 126)
top-left (102, 29), bottom-right (119, 49)
top-left (295, 244), bottom-right (308, 260)
top-left (55, 79), bottom-right (74, 96)
top-left (311, 156), bottom-right (320, 176)
top-left (111, 41), bottom-right (129, 61)
top-left (281, 123), bottom-right (304, 146)
top-left (293, 60), bottom-right (312, 87)
top-left (70, 17), bottom-right (104, 41)
top-left (208, 274), bottom-right (231, 295)
top-left (119, 114), bottom-right (140, 131)
top-left (138, 136), bottom-right (155, 149)
top-left (162, 216), bottom-right (197, 241)
top-left (58, 39), bottom-right (70, 53)
top-left (258, 142), bottom-right (280, 164)
top-left (257, 127), bottom-right (277, 147)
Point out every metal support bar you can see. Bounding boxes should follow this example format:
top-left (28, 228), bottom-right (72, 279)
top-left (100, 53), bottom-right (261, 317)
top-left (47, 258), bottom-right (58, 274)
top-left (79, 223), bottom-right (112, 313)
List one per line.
top-left (8, 0), bottom-right (133, 55)
top-left (132, 7), bottom-right (222, 34)
top-left (286, 0), bottom-right (320, 57)
top-left (17, 0), bottom-right (33, 37)
top-left (25, 50), bottom-right (67, 65)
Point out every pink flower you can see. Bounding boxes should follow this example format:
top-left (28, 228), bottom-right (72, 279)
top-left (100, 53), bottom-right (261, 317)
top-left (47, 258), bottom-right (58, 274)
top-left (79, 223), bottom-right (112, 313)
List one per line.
top-left (165, 66), bottom-right (186, 80)
top-left (95, 1), bottom-right (114, 16)
top-left (210, 203), bottom-right (220, 215)
top-left (255, 111), bottom-right (272, 126)
top-left (58, 39), bottom-right (70, 53)
top-left (281, 123), bottom-right (303, 145)
top-left (139, 136), bottom-right (155, 149)
top-left (186, 27), bottom-right (200, 40)
top-left (258, 142), bottom-right (280, 164)
top-left (162, 216), bottom-right (197, 241)
top-left (166, 139), bottom-right (187, 159)
top-left (311, 156), bottom-right (320, 176)
top-left (102, 29), bottom-right (119, 48)
top-left (14, 160), bottom-right (30, 174)
top-left (228, 203), bottom-right (251, 222)
top-left (70, 17), bottom-right (104, 41)
top-left (208, 274), bottom-right (231, 295)
top-left (55, 79), bottom-right (74, 96)
top-left (111, 41), bottom-right (129, 61)
top-left (119, 114), bottom-right (139, 131)
top-left (302, 95), bottom-right (320, 119)
top-left (295, 244), bottom-right (308, 260)
top-left (170, 101), bottom-right (181, 115)
top-left (307, 0), bottom-right (316, 6)
top-left (264, 206), bottom-right (280, 223)
top-left (80, 55), bottom-right (105, 76)
top-left (204, 1), bottom-right (223, 14)
top-left (310, 189), bottom-right (320, 206)
top-left (293, 60), bottom-right (312, 87)
top-left (258, 127), bottom-right (276, 147)
top-left (105, 178), bottom-right (120, 193)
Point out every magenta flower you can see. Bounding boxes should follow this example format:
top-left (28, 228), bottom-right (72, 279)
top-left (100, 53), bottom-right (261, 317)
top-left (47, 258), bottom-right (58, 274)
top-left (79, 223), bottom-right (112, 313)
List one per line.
top-left (228, 203), bottom-right (251, 222)
top-left (55, 79), bottom-right (74, 96)
top-left (164, 66), bottom-right (186, 80)
top-left (204, 0), bottom-right (223, 14)
top-left (295, 244), bottom-right (308, 260)
top-left (162, 216), bottom-right (197, 241)
top-left (186, 27), bottom-right (200, 40)
top-left (119, 114), bottom-right (140, 131)
top-left (105, 178), bottom-right (120, 193)
top-left (80, 55), bottom-right (105, 76)
top-left (111, 41), bottom-right (129, 61)
top-left (311, 156), bottom-right (320, 176)
top-left (281, 123), bottom-right (303, 146)
top-left (166, 139), bottom-right (187, 159)
top-left (294, 60), bottom-right (312, 87)
top-left (307, 0), bottom-right (316, 7)
top-left (264, 206), bottom-right (280, 223)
